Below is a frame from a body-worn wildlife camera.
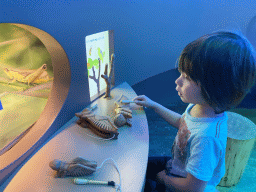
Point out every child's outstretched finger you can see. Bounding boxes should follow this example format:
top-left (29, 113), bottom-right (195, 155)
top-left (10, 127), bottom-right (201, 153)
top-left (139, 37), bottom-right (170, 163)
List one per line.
top-left (132, 96), bottom-right (139, 102)
top-left (133, 95), bottom-right (145, 103)
top-left (133, 95), bottom-right (155, 109)
top-left (133, 95), bottom-right (145, 100)
top-left (133, 99), bottom-right (145, 106)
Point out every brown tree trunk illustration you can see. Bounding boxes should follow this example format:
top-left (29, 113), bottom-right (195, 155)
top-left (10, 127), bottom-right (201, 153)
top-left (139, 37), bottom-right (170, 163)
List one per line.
top-left (101, 54), bottom-right (114, 98)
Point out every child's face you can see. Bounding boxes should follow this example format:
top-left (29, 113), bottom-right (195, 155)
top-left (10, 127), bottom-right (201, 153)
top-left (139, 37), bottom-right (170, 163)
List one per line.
top-left (175, 72), bottom-right (206, 105)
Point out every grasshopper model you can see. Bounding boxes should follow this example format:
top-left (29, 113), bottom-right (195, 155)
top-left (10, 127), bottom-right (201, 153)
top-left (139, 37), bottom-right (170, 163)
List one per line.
top-left (2, 64), bottom-right (53, 86)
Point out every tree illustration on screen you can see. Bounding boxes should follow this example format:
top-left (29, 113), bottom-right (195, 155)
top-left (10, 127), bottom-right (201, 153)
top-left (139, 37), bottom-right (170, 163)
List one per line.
top-left (87, 48), bottom-right (105, 94)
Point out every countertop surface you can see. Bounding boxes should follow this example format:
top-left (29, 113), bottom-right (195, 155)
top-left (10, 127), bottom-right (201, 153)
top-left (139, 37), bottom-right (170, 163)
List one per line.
top-left (4, 82), bottom-right (149, 192)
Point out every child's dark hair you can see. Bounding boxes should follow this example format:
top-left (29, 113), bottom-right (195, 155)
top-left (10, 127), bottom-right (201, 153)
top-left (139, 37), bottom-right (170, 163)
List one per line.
top-left (178, 31), bottom-right (256, 114)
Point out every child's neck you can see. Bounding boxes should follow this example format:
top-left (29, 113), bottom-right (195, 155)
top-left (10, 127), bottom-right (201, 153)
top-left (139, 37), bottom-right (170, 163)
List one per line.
top-left (190, 104), bottom-right (217, 118)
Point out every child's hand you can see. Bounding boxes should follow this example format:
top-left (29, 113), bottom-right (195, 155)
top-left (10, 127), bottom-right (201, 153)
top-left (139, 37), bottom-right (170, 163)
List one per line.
top-left (156, 170), bottom-right (167, 185)
top-left (132, 95), bottom-right (156, 109)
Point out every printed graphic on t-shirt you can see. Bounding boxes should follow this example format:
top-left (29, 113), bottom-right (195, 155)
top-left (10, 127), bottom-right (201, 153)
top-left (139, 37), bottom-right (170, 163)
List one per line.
top-left (168, 116), bottom-right (191, 176)
top-left (171, 117), bottom-right (191, 160)
top-left (177, 117), bottom-right (191, 155)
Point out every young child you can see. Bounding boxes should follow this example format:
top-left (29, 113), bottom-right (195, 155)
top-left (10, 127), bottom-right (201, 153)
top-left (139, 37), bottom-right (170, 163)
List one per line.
top-left (133, 31), bottom-right (256, 192)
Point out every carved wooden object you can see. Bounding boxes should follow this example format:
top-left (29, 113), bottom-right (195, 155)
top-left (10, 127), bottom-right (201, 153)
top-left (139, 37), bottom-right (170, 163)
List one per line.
top-left (101, 54), bottom-right (115, 98)
top-left (75, 108), bottom-right (119, 139)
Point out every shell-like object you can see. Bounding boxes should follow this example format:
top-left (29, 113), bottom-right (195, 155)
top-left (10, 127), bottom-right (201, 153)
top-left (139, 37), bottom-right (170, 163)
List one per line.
top-left (126, 118), bottom-right (132, 127)
top-left (114, 114), bottom-right (127, 127)
top-left (113, 94), bottom-right (133, 127)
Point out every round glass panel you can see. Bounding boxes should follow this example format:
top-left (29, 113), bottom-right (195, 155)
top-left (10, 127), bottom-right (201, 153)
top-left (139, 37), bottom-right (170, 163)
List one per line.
top-left (0, 23), bottom-right (53, 151)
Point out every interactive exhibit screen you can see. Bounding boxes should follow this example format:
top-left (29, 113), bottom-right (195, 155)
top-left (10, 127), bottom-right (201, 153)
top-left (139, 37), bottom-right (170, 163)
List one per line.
top-left (0, 28), bottom-right (114, 154)
top-left (86, 30), bottom-right (115, 101)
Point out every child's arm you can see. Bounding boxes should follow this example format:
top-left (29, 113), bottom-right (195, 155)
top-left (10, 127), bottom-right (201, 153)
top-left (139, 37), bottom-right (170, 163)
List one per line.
top-left (133, 95), bottom-right (181, 129)
top-left (153, 102), bottom-right (182, 130)
top-left (157, 171), bottom-right (207, 192)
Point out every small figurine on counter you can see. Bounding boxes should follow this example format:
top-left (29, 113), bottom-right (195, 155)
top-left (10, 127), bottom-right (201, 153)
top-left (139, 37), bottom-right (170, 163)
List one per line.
top-left (114, 94), bottom-right (133, 127)
top-left (49, 157), bottom-right (97, 178)
top-left (75, 108), bottom-right (119, 140)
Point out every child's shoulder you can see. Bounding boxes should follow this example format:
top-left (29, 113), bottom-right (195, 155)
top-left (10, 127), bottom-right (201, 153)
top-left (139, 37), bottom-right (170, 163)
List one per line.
top-left (192, 114), bottom-right (228, 140)
top-left (186, 104), bottom-right (227, 119)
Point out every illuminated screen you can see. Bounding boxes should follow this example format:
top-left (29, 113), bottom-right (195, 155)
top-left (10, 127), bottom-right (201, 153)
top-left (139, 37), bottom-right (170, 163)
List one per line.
top-left (85, 30), bottom-right (114, 101)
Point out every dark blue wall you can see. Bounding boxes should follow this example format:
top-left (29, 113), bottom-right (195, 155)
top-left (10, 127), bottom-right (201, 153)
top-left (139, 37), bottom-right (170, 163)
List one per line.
top-left (1, 0), bottom-right (256, 86)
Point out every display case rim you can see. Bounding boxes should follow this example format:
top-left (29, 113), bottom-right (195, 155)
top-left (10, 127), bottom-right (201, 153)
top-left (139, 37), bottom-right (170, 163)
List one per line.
top-left (0, 23), bottom-right (71, 185)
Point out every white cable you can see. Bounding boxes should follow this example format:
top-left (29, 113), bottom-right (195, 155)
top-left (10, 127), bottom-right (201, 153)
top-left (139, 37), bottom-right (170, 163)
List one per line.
top-left (96, 158), bottom-right (122, 192)
top-left (77, 105), bottom-right (121, 191)
top-left (83, 129), bottom-right (116, 141)
top-left (73, 158), bottom-right (122, 191)
top-left (80, 127), bottom-right (121, 191)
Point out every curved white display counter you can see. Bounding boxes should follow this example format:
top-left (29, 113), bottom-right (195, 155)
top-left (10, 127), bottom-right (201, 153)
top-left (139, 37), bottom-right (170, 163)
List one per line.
top-left (4, 82), bottom-right (149, 192)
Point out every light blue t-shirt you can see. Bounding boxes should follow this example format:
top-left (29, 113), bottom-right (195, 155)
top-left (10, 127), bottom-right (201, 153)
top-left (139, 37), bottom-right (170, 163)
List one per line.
top-left (165, 104), bottom-right (228, 192)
